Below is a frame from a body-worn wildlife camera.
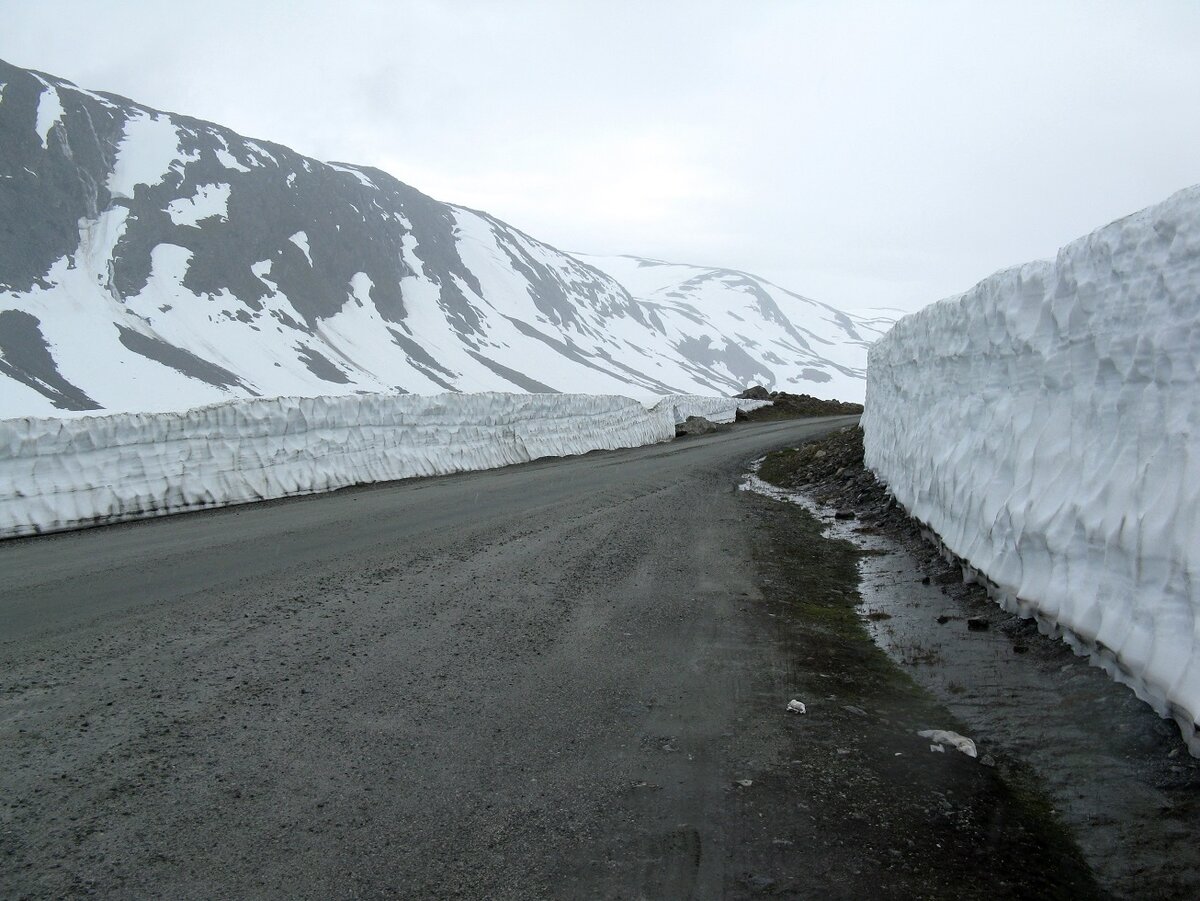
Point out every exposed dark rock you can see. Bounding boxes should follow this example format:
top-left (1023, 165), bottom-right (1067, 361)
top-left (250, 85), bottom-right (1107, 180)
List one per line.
top-left (738, 389), bottom-right (864, 421)
top-left (117, 326), bottom-right (251, 391)
top-left (736, 384), bottom-right (771, 400)
top-left (674, 415), bottom-right (727, 437)
top-left (0, 310), bottom-right (102, 411)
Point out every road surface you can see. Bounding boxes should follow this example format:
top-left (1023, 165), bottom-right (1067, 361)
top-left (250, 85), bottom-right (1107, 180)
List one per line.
top-left (2, 417), bottom-right (859, 897)
top-left (2, 415), bottom-right (1102, 899)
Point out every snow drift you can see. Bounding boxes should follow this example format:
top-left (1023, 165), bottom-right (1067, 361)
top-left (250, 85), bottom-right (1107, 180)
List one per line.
top-left (863, 185), bottom-right (1200, 749)
top-left (662, 394), bottom-right (768, 425)
top-left (0, 392), bottom-right (756, 538)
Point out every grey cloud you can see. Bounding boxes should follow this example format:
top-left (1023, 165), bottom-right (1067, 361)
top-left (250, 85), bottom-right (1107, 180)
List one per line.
top-left (3, 0), bottom-right (1198, 315)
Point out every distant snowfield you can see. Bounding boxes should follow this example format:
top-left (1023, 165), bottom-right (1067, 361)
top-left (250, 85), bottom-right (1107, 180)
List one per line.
top-left (0, 58), bottom-right (890, 421)
top-left (864, 184), bottom-right (1200, 752)
top-left (0, 392), bottom-right (766, 538)
top-left (166, 183), bottom-right (231, 226)
top-left (576, 254), bottom-right (887, 404)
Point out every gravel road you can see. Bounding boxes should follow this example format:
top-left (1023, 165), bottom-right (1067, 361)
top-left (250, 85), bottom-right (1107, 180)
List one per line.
top-left (0, 416), bottom-right (1093, 899)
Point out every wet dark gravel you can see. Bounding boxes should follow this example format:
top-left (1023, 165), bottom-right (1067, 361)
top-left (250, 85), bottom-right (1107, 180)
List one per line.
top-left (760, 425), bottom-right (1200, 899)
top-left (1, 416), bottom-right (1107, 899)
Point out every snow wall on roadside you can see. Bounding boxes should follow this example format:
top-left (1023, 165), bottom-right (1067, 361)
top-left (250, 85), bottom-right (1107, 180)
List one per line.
top-left (0, 392), bottom-right (766, 539)
top-left (862, 185), bottom-right (1200, 748)
top-left (663, 394), bottom-right (764, 425)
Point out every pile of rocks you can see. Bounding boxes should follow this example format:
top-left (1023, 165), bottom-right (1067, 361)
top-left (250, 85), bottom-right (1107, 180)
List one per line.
top-left (675, 415), bottom-right (729, 437)
top-left (735, 385), bottom-right (864, 419)
top-left (763, 425), bottom-right (916, 535)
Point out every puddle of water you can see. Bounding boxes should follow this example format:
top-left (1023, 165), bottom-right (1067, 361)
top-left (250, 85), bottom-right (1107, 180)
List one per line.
top-left (740, 462), bottom-right (1200, 897)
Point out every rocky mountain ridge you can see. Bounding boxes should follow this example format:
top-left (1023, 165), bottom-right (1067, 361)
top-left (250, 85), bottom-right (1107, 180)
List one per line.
top-left (0, 58), bottom-right (890, 418)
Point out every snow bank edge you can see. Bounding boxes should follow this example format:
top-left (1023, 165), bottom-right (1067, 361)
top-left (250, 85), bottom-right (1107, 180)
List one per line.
top-left (0, 392), bottom-right (760, 539)
top-left (862, 184), bottom-right (1200, 751)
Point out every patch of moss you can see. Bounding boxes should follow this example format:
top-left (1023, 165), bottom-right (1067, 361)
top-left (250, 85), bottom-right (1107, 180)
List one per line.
top-left (761, 502), bottom-right (929, 703)
top-left (757, 446), bottom-right (807, 487)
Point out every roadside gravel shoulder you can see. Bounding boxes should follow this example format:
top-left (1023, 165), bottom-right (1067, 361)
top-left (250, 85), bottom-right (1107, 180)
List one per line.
top-left (733, 487), bottom-right (1100, 898)
top-left (756, 424), bottom-right (1200, 899)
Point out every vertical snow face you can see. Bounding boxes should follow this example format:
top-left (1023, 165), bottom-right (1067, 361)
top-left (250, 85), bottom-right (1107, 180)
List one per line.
top-left (862, 184), bottom-right (1200, 750)
top-left (0, 392), bottom-right (757, 537)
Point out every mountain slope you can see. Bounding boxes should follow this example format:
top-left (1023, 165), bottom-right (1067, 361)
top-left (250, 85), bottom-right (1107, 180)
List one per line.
top-left (576, 254), bottom-right (893, 402)
top-left (0, 59), bottom-right (889, 418)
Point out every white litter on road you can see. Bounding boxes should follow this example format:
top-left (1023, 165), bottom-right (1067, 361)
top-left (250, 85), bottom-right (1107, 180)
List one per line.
top-left (918, 730), bottom-right (978, 758)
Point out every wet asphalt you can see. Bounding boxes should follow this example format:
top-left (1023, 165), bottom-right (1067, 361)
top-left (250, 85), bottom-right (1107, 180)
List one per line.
top-left (1, 416), bottom-right (859, 899)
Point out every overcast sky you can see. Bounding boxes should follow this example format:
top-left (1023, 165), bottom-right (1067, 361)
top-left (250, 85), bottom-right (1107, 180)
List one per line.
top-left (3, 1), bottom-right (1198, 314)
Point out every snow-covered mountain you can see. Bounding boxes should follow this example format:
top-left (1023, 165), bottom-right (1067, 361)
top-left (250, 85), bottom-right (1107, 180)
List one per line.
top-left (0, 58), bottom-right (890, 419)
top-left (576, 254), bottom-right (893, 402)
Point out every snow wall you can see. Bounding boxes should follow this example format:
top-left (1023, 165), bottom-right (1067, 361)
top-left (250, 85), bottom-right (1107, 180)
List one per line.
top-left (862, 185), bottom-right (1200, 749)
top-left (0, 392), bottom-right (766, 539)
